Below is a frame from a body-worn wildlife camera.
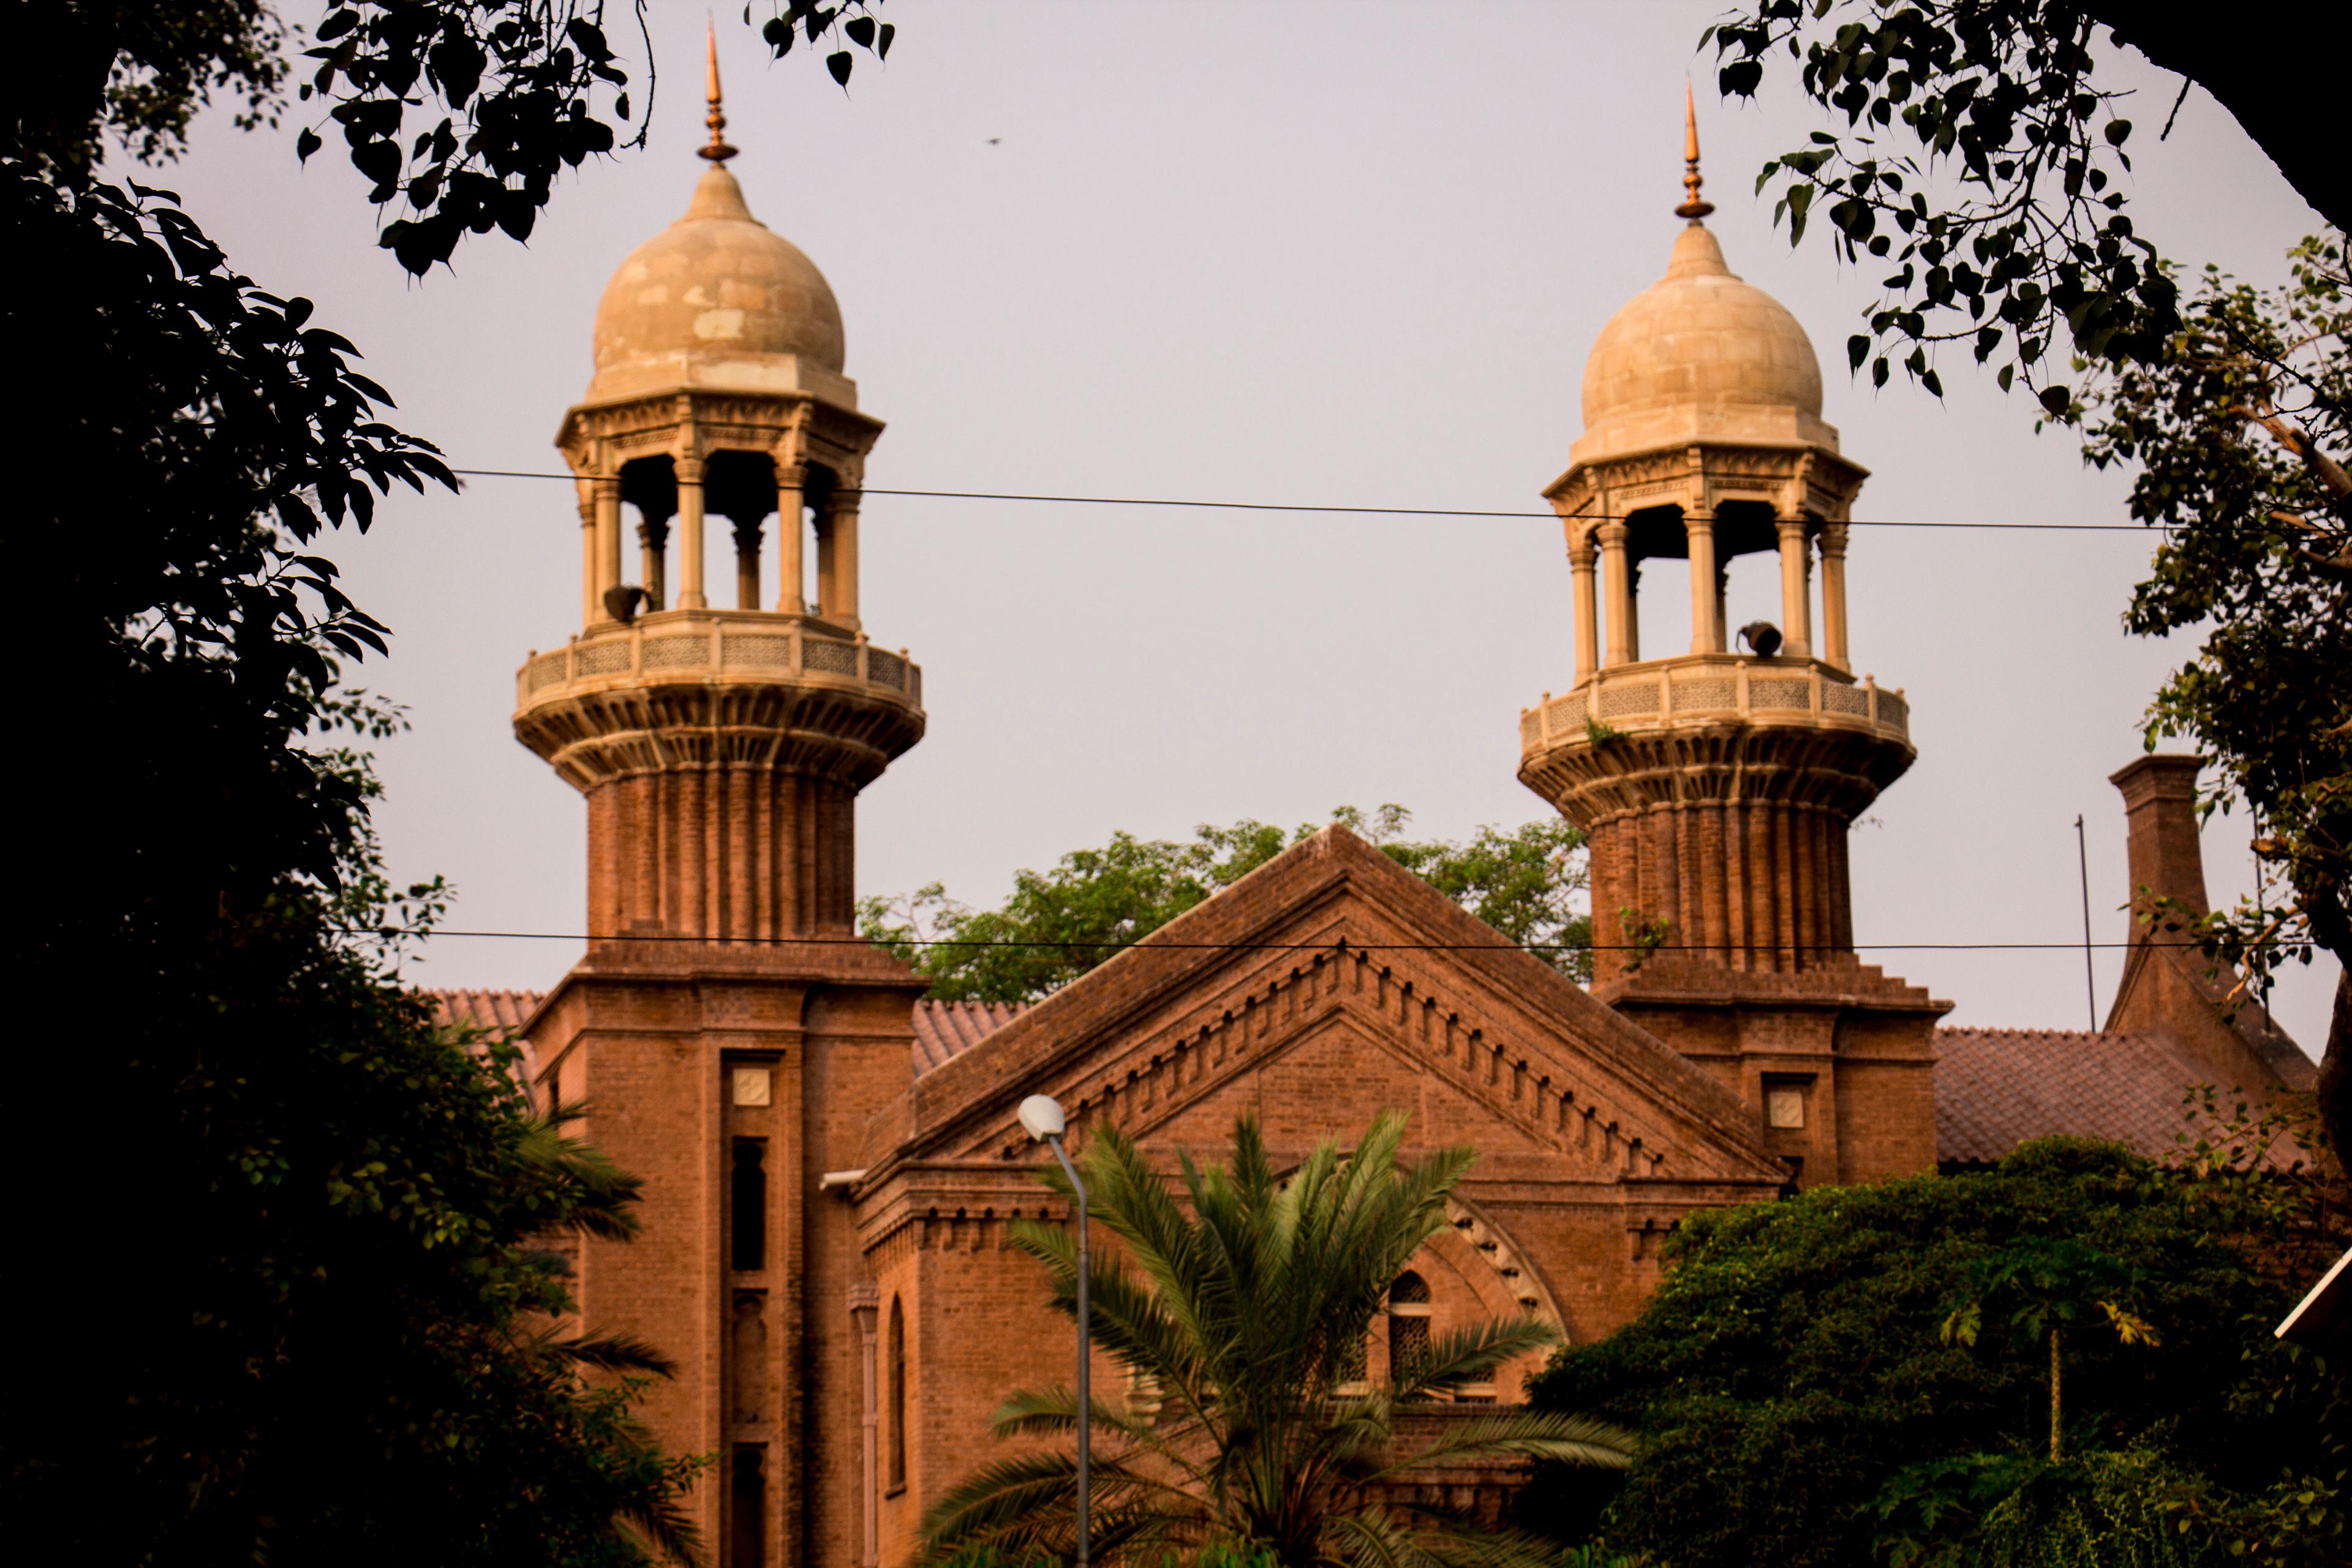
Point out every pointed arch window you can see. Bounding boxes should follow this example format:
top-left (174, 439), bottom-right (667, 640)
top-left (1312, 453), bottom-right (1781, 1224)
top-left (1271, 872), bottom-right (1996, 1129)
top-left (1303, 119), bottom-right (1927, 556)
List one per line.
top-left (886, 1296), bottom-right (907, 1491)
top-left (1387, 1271), bottom-right (1431, 1388)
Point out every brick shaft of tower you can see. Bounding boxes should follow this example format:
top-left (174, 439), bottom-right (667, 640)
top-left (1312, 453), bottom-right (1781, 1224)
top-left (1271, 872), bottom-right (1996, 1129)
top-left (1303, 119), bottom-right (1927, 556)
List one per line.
top-left (1588, 786), bottom-right (1853, 980)
top-left (590, 767), bottom-right (857, 940)
top-left (519, 665), bottom-right (922, 941)
top-left (1526, 711), bottom-right (1907, 984)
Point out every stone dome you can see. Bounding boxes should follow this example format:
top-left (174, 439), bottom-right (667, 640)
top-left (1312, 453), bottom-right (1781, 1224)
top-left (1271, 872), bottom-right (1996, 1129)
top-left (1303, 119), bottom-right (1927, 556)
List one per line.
top-left (1572, 221), bottom-right (1837, 464)
top-left (587, 164), bottom-right (850, 403)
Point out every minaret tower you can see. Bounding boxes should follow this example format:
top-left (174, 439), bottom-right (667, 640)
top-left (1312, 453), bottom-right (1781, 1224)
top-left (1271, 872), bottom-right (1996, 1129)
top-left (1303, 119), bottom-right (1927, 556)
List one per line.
top-left (1517, 92), bottom-right (1947, 1186)
top-left (514, 36), bottom-right (925, 1568)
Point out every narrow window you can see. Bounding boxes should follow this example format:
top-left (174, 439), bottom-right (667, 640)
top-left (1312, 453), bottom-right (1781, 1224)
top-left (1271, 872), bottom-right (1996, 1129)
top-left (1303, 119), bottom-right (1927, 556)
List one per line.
top-left (1387, 1272), bottom-right (1432, 1387)
top-left (731, 1445), bottom-right (766, 1568)
top-left (1333, 1329), bottom-right (1368, 1391)
top-left (732, 1140), bottom-right (766, 1272)
top-left (888, 1296), bottom-right (907, 1489)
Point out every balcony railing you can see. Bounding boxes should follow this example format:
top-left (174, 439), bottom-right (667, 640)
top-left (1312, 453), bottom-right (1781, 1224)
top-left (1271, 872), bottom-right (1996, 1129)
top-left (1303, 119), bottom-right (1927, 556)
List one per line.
top-left (516, 608), bottom-right (923, 713)
top-left (1518, 654), bottom-right (1907, 755)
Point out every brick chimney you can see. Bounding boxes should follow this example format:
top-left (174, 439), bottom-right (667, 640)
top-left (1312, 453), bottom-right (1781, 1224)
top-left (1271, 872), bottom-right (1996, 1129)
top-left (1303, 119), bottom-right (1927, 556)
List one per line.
top-left (2103, 753), bottom-right (2316, 1090)
top-left (2109, 754), bottom-right (2209, 927)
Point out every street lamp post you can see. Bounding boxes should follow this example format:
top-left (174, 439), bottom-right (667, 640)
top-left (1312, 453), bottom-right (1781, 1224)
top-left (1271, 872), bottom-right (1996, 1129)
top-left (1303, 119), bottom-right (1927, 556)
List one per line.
top-left (1019, 1093), bottom-right (1088, 1568)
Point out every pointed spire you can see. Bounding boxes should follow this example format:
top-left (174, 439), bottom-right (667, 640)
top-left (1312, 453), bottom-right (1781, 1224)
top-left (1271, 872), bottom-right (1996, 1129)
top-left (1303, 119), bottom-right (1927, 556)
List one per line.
top-left (1675, 80), bottom-right (1714, 221)
top-left (700, 20), bottom-right (738, 165)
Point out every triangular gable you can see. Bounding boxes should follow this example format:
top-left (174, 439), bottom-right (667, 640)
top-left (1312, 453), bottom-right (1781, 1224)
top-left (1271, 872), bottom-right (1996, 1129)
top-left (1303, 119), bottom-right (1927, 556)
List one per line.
top-left (873, 826), bottom-right (1785, 1187)
top-left (2103, 936), bottom-right (2316, 1093)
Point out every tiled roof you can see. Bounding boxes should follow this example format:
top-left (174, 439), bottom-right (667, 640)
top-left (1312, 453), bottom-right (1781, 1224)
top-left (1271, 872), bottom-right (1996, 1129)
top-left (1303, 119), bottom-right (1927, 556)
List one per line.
top-left (432, 989), bottom-right (545, 1033)
top-left (428, 989), bottom-right (547, 1085)
top-left (913, 999), bottom-right (1025, 1074)
top-left (1933, 1028), bottom-right (2196, 1166)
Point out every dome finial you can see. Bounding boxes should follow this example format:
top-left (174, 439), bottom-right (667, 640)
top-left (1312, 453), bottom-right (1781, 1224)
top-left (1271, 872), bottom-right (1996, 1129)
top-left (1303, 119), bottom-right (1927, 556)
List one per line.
top-left (1675, 80), bottom-right (1714, 221)
top-left (700, 18), bottom-right (738, 165)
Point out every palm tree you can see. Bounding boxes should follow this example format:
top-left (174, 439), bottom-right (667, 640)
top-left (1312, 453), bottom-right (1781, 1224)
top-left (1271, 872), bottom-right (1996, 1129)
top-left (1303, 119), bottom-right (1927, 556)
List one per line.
top-left (922, 1112), bottom-right (1632, 1568)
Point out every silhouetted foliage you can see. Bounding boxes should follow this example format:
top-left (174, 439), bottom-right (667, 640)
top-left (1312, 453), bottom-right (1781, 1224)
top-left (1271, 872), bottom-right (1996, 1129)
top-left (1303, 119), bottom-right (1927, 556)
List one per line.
top-left (1706, 3), bottom-right (2346, 404)
top-left (6, 2), bottom-right (898, 273)
top-left (2076, 236), bottom-right (2352, 1158)
top-left (0, 0), bottom-right (873, 1556)
top-left (0, 153), bottom-right (708, 1561)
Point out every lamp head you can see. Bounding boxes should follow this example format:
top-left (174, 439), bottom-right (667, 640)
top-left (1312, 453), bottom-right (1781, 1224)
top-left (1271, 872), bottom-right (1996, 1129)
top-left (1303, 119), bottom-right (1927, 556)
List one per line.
top-left (1017, 1093), bottom-right (1067, 1142)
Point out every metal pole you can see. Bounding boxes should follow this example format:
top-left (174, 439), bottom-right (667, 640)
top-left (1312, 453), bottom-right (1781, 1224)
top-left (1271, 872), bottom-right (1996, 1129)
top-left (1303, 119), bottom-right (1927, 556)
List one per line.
top-left (2254, 813), bottom-right (2274, 1030)
top-left (2075, 815), bottom-right (2098, 1031)
top-left (1046, 1135), bottom-right (1090, 1568)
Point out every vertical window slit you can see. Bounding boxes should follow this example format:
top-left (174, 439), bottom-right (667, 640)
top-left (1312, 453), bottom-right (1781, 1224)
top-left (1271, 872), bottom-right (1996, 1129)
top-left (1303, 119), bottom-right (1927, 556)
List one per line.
top-left (732, 1139), bottom-right (766, 1272)
top-left (731, 1444), bottom-right (766, 1568)
top-left (888, 1296), bottom-right (907, 1489)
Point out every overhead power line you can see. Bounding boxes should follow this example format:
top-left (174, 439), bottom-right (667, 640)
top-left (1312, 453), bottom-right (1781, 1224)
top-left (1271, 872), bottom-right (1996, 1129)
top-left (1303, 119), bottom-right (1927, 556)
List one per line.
top-left (349, 927), bottom-right (2307, 955)
top-left (445, 469), bottom-right (2158, 532)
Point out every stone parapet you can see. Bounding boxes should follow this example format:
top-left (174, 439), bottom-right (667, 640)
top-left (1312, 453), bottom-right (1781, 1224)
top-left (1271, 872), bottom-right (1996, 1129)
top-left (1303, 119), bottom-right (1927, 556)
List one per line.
top-left (515, 608), bottom-right (925, 793)
top-left (1520, 653), bottom-right (1907, 756)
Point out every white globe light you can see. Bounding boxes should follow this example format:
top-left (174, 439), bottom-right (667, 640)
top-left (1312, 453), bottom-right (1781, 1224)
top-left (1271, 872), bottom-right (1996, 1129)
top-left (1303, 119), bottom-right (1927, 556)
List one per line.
top-left (1017, 1093), bottom-right (1067, 1142)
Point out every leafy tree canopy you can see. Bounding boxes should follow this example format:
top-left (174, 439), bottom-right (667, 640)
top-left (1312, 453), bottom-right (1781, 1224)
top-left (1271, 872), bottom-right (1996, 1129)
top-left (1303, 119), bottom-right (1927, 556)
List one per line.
top-left (2, 159), bottom-right (700, 1559)
top-left (1707, 2), bottom-right (2345, 405)
top-left (859, 807), bottom-right (1590, 1004)
top-left (2078, 236), bottom-right (2351, 1150)
top-left (9, 1), bottom-right (899, 273)
top-left (2, 0), bottom-right (879, 1557)
top-left (1528, 1132), bottom-right (2348, 1567)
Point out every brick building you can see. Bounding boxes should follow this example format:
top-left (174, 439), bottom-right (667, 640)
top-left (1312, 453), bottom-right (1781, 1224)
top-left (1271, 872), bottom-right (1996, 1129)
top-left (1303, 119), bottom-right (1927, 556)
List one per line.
top-left (438, 79), bottom-right (2313, 1568)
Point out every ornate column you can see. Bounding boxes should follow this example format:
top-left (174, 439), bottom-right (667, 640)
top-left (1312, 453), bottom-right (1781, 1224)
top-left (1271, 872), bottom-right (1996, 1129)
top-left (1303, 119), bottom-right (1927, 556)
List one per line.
top-left (577, 480), bottom-right (600, 628)
top-left (1686, 507), bottom-right (1722, 654)
top-left (775, 462), bottom-right (806, 614)
top-left (821, 484), bottom-right (862, 628)
top-left (1599, 520), bottom-right (1635, 668)
top-left (1569, 532), bottom-right (1599, 683)
top-left (676, 455), bottom-right (708, 609)
top-left (637, 508), bottom-right (672, 612)
top-left (850, 1285), bottom-right (880, 1568)
top-left (1818, 522), bottom-right (1850, 670)
top-left (734, 516), bottom-right (762, 611)
top-left (1776, 518), bottom-right (1814, 658)
top-left (594, 476), bottom-right (624, 619)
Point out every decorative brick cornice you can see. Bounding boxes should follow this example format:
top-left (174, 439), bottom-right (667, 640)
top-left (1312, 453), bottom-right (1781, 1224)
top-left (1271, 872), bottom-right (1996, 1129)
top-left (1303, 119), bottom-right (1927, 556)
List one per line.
top-left (1547, 439), bottom-right (1867, 537)
top-left (865, 829), bottom-right (1790, 1196)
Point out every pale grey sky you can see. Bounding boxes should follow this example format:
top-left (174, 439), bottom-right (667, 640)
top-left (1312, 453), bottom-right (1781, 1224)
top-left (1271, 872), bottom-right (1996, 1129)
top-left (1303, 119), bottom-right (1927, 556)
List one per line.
top-left (158, 2), bottom-right (2337, 1047)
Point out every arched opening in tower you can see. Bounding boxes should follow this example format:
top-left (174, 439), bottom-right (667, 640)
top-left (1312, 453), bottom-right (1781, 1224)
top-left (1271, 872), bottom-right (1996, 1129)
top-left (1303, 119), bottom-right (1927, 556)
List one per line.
top-left (1713, 499), bottom-right (1788, 652)
top-left (620, 455), bottom-right (679, 611)
top-left (705, 450), bottom-right (780, 611)
top-left (1620, 503), bottom-right (1689, 657)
